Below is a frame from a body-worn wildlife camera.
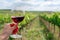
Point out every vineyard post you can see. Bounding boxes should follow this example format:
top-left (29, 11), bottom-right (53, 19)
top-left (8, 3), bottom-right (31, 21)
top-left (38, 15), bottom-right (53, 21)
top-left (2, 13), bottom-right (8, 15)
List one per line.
top-left (58, 27), bottom-right (60, 40)
top-left (54, 24), bottom-right (55, 33)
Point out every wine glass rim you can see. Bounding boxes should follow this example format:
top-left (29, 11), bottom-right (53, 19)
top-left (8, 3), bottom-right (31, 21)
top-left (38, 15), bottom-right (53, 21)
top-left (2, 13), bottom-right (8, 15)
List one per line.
top-left (11, 16), bottom-right (24, 18)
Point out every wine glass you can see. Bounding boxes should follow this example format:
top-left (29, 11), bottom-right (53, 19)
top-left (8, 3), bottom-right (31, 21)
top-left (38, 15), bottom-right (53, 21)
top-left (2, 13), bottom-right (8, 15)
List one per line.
top-left (10, 10), bottom-right (25, 38)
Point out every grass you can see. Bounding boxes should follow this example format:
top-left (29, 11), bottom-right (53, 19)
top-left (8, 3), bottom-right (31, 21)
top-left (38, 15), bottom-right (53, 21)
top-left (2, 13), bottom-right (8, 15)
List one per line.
top-left (0, 10), bottom-right (59, 40)
top-left (20, 17), bottom-right (46, 40)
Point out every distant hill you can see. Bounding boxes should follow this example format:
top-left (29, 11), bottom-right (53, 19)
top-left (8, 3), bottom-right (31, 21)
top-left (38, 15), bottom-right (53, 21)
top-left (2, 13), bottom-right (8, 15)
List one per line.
top-left (0, 9), bottom-right (57, 14)
top-left (0, 9), bottom-right (11, 13)
top-left (0, 9), bottom-right (11, 11)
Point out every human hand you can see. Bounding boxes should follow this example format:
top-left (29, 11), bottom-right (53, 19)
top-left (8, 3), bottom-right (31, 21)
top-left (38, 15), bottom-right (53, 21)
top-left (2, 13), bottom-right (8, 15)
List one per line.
top-left (0, 23), bottom-right (17, 40)
top-left (2, 23), bottom-right (17, 35)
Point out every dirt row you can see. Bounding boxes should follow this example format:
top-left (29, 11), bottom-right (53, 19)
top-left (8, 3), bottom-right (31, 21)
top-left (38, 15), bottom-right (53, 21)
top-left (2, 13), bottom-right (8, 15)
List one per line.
top-left (20, 16), bottom-right (46, 40)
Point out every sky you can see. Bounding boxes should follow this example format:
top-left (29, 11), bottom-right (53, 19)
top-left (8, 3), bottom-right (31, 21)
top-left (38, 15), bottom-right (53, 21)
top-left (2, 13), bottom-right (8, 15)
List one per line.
top-left (0, 0), bottom-right (60, 11)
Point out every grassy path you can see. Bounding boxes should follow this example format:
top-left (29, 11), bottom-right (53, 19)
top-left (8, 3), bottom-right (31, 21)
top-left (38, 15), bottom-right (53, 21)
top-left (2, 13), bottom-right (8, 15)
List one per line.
top-left (21, 16), bottom-right (46, 40)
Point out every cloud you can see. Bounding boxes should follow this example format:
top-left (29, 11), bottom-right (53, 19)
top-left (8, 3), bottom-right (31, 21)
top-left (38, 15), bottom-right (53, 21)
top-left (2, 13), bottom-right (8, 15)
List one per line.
top-left (13, 0), bottom-right (60, 11)
top-left (0, 0), bottom-right (13, 9)
top-left (0, 0), bottom-right (60, 11)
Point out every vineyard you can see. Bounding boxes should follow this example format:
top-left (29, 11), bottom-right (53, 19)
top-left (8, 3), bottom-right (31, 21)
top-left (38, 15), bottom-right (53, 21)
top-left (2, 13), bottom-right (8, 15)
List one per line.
top-left (0, 10), bottom-right (60, 40)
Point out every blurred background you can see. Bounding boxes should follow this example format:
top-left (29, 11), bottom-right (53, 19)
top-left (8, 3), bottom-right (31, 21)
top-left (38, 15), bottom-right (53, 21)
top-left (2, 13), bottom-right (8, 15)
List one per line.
top-left (0, 0), bottom-right (60, 40)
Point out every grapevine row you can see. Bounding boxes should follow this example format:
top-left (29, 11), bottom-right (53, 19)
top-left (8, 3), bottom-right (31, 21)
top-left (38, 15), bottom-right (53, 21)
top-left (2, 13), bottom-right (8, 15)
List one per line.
top-left (40, 13), bottom-right (60, 40)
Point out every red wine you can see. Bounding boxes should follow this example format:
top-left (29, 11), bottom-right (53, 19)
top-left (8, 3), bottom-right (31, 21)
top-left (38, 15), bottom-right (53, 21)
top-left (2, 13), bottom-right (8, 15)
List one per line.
top-left (11, 16), bottom-right (24, 34)
top-left (12, 26), bottom-right (18, 34)
top-left (12, 16), bottom-right (24, 23)
top-left (10, 24), bottom-right (18, 34)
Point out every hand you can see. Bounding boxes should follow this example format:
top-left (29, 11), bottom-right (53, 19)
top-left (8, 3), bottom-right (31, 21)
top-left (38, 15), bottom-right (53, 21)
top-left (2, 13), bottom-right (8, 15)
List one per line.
top-left (3, 23), bottom-right (17, 35)
top-left (0, 23), bottom-right (17, 40)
